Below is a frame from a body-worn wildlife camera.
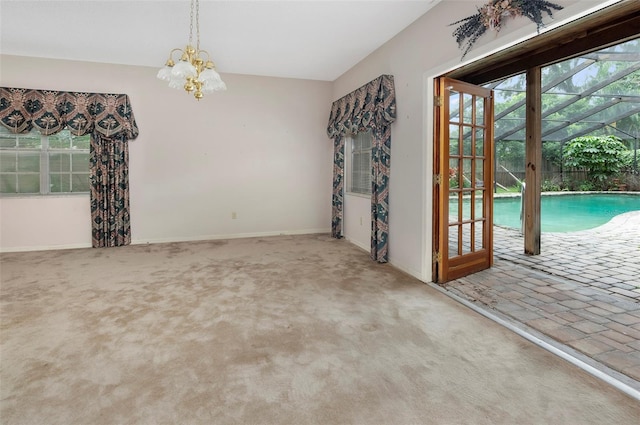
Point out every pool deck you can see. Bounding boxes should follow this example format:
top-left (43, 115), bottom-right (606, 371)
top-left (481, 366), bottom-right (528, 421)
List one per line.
top-left (495, 210), bottom-right (640, 300)
top-left (441, 210), bottom-right (640, 389)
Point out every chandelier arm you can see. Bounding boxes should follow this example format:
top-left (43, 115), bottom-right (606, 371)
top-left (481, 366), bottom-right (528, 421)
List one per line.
top-left (167, 48), bottom-right (185, 64)
top-left (198, 49), bottom-right (214, 68)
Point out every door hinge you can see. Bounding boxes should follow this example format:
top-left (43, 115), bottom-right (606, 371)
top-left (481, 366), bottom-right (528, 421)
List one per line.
top-left (433, 174), bottom-right (442, 185)
top-left (432, 251), bottom-right (442, 264)
top-left (434, 95), bottom-right (443, 107)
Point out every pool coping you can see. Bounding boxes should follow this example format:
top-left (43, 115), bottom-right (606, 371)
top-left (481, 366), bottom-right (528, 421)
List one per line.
top-left (494, 190), bottom-right (640, 198)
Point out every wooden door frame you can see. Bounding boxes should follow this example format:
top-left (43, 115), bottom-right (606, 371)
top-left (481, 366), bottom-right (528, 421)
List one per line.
top-left (446, 1), bottom-right (640, 84)
top-left (438, 0), bottom-right (640, 261)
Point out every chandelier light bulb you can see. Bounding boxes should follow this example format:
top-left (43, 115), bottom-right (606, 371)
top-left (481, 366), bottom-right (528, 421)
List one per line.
top-left (168, 78), bottom-right (184, 90)
top-left (156, 66), bottom-right (172, 81)
top-left (171, 59), bottom-right (197, 79)
top-left (200, 68), bottom-right (226, 93)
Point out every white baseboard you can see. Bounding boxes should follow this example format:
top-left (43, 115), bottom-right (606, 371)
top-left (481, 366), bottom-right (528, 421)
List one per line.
top-left (131, 228), bottom-right (331, 246)
top-left (344, 237), bottom-right (425, 283)
top-left (388, 259), bottom-right (424, 283)
top-left (344, 236), bottom-right (369, 252)
top-left (0, 228), bottom-right (331, 253)
top-left (0, 242), bottom-right (92, 253)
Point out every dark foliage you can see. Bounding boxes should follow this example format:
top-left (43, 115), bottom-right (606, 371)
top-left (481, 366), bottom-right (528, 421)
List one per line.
top-left (517, 0), bottom-right (564, 31)
top-left (450, 0), bottom-right (563, 58)
top-left (451, 12), bottom-right (487, 59)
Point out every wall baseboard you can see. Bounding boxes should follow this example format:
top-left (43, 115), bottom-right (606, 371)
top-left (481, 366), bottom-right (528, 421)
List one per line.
top-left (0, 243), bottom-right (92, 253)
top-left (344, 236), bottom-right (369, 253)
top-left (0, 229), bottom-right (331, 253)
top-left (388, 259), bottom-right (424, 283)
top-left (132, 228), bottom-right (331, 246)
top-left (345, 237), bottom-right (425, 283)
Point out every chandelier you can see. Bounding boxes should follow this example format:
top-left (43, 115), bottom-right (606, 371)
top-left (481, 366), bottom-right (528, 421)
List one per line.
top-left (157, 0), bottom-right (226, 100)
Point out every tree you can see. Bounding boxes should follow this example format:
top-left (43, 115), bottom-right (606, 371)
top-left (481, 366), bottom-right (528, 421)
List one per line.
top-left (563, 135), bottom-right (628, 187)
top-left (542, 141), bottom-right (563, 167)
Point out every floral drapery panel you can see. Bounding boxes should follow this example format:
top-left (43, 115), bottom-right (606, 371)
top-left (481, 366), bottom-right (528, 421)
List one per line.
top-left (326, 75), bottom-right (396, 263)
top-left (0, 87), bottom-right (139, 248)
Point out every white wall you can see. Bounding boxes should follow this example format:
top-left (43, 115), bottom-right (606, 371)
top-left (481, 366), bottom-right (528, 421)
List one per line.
top-left (332, 0), bottom-right (610, 281)
top-left (343, 193), bottom-right (371, 251)
top-left (0, 55), bottom-right (333, 251)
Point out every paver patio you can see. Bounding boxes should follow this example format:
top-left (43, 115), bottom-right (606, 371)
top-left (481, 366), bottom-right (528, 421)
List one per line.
top-left (441, 211), bottom-right (640, 388)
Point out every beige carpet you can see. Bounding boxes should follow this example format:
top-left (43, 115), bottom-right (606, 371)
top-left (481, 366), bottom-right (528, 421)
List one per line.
top-left (1, 234), bottom-right (639, 424)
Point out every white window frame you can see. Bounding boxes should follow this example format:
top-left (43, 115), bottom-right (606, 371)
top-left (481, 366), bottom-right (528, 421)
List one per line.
top-left (346, 131), bottom-right (372, 197)
top-left (0, 127), bottom-right (91, 196)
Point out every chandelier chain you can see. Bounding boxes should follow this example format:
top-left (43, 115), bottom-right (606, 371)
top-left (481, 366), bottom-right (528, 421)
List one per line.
top-left (189, 0), bottom-right (194, 46)
top-left (196, 0), bottom-right (200, 53)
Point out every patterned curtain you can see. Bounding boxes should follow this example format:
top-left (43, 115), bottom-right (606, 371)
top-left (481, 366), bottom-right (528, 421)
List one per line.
top-left (326, 75), bottom-right (396, 262)
top-left (91, 133), bottom-right (131, 247)
top-left (331, 137), bottom-right (345, 238)
top-left (0, 87), bottom-right (139, 248)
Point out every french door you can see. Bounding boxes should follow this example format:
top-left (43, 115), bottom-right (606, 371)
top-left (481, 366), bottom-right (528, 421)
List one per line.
top-left (433, 77), bottom-right (494, 283)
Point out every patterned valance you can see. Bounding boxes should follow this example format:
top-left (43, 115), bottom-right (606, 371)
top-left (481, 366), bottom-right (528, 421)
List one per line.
top-left (326, 74), bottom-right (396, 138)
top-left (0, 87), bottom-right (139, 139)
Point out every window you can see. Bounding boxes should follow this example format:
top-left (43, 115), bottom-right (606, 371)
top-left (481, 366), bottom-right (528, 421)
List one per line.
top-left (0, 126), bottom-right (91, 195)
top-left (348, 131), bottom-right (372, 195)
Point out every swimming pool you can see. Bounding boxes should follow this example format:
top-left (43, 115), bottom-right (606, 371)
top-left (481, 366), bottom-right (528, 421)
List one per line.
top-left (493, 193), bottom-right (640, 232)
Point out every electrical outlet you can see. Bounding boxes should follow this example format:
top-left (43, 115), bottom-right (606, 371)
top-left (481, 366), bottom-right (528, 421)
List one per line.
top-left (360, 217), bottom-right (363, 225)
top-left (232, 212), bottom-right (237, 219)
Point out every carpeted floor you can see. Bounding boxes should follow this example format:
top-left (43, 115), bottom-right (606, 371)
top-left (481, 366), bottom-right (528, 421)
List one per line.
top-left (1, 234), bottom-right (639, 424)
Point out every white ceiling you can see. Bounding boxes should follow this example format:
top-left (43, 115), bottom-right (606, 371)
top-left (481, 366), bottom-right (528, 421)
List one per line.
top-left (0, 0), bottom-right (444, 81)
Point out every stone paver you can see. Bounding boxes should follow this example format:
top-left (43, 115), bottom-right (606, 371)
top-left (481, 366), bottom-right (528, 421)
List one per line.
top-left (441, 211), bottom-right (640, 387)
top-left (492, 210), bottom-right (640, 299)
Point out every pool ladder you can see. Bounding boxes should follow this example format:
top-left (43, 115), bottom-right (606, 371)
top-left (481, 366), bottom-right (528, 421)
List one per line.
top-left (520, 182), bottom-right (526, 235)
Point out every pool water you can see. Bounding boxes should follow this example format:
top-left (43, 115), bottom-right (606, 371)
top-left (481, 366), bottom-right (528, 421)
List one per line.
top-left (493, 193), bottom-right (640, 232)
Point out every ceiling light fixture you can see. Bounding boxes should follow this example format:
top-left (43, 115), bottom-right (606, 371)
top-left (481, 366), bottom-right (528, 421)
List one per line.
top-left (157, 0), bottom-right (226, 100)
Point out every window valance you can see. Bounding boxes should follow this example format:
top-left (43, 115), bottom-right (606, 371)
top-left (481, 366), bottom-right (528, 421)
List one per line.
top-left (326, 74), bottom-right (396, 138)
top-left (0, 87), bottom-right (139, 140)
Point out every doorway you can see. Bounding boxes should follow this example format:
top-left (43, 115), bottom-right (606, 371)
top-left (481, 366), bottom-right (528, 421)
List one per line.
top-left (431, 1), bottom-right (640, 283)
